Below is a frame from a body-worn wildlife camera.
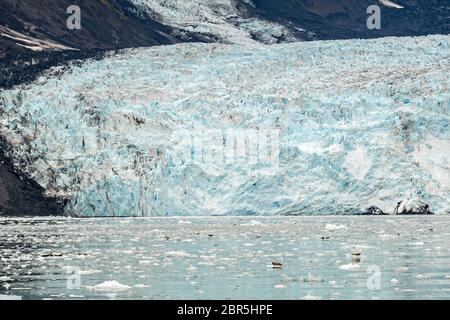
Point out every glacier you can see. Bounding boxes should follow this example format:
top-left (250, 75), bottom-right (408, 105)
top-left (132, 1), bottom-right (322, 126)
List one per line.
top-left (129, 0), bottom-right (306, 44)
top-left (0, 35), bottom-right (449, 216)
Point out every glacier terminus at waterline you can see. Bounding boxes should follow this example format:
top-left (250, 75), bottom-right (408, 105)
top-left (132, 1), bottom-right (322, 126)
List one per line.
top-left (1, 35), bottom-right (449, 217)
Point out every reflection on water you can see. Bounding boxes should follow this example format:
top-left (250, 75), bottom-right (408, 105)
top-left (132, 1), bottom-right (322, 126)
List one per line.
top-left (1, 216), bottom-right (450, 300)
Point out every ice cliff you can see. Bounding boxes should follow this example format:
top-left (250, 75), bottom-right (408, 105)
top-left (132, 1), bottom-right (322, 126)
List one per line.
top-left (0, 35), bottom-right (449, 216)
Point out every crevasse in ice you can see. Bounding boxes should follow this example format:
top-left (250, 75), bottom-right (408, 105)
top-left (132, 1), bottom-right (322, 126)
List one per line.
top-left (0, 35), bottom-right (449, 216)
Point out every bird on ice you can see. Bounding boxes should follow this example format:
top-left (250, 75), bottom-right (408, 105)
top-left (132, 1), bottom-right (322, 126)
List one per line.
top-left (378, 0), bottom-right (404, 9)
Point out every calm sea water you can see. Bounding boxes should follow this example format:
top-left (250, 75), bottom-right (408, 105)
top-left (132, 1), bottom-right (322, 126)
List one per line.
top-left (1, 216), bottom-right (450, 300)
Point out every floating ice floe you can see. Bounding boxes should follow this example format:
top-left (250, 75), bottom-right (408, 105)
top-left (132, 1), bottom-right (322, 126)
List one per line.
top-left (164, 251), bottom-right (193, 258)
top-left (339, 263), bottom-right (361, 270)
top-left (325, 224), bottom-right (348, 231)
top-left (305, 273), bottom-right (323, 283)
top-left (395, 266), bottom-right (409, 273)
top-left (177, 220), bottom-right (192, 224)
top-left (87, 280), bottom-right (132, 292)
top-left (302, 294), bottom-right (322, 300)
top-left (187, 265), bottom-right (197, 272)
top-left (242, 220), bottom-right (262, 226)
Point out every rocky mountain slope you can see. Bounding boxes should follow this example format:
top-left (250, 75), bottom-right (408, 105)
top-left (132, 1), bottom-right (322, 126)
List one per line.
top-left (0, 0), bottom-right (178, 51)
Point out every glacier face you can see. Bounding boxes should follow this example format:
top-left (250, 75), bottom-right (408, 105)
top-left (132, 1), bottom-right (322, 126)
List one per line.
top-left (0, 35), bottom-right (449, 216)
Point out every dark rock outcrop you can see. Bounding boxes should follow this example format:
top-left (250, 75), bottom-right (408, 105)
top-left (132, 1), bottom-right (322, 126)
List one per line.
top-left (0, 137), bottom-right (66, 216)
top-left (363, 206), bottom-right (387, 215)
top-left (396, 203), bottom-right (434, 215)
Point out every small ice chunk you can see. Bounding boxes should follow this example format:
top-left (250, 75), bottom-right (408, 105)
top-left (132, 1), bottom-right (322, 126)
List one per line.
top-left (243, 220), bottom-right (262, 226)
top-left (308, 274), bottom-right (323, 282)
top-left (164, 251), bottom-right (192, 258)
top-left (395, 267), bottom-right (408, 272)
top-left (88, 280), bottom-right (131, 292)
top-left (79, 270), bottom-right (101, 275)
top-left (325, 224), bottom-right (348, 231)
top-left (379, 234), bottom-right (396, 240)
top-left (339, 263), bottom-right (360, 270)
top-left (391, 279), bottom-right (400, 286)
top-left (187, 265), bottom-right (197, 272)
top-left (302, 294), bottom-right (322, 300)
top-left (274, 284), bottom-right (286, 289)
top-left (329, 280), bottom-right (340, 288)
